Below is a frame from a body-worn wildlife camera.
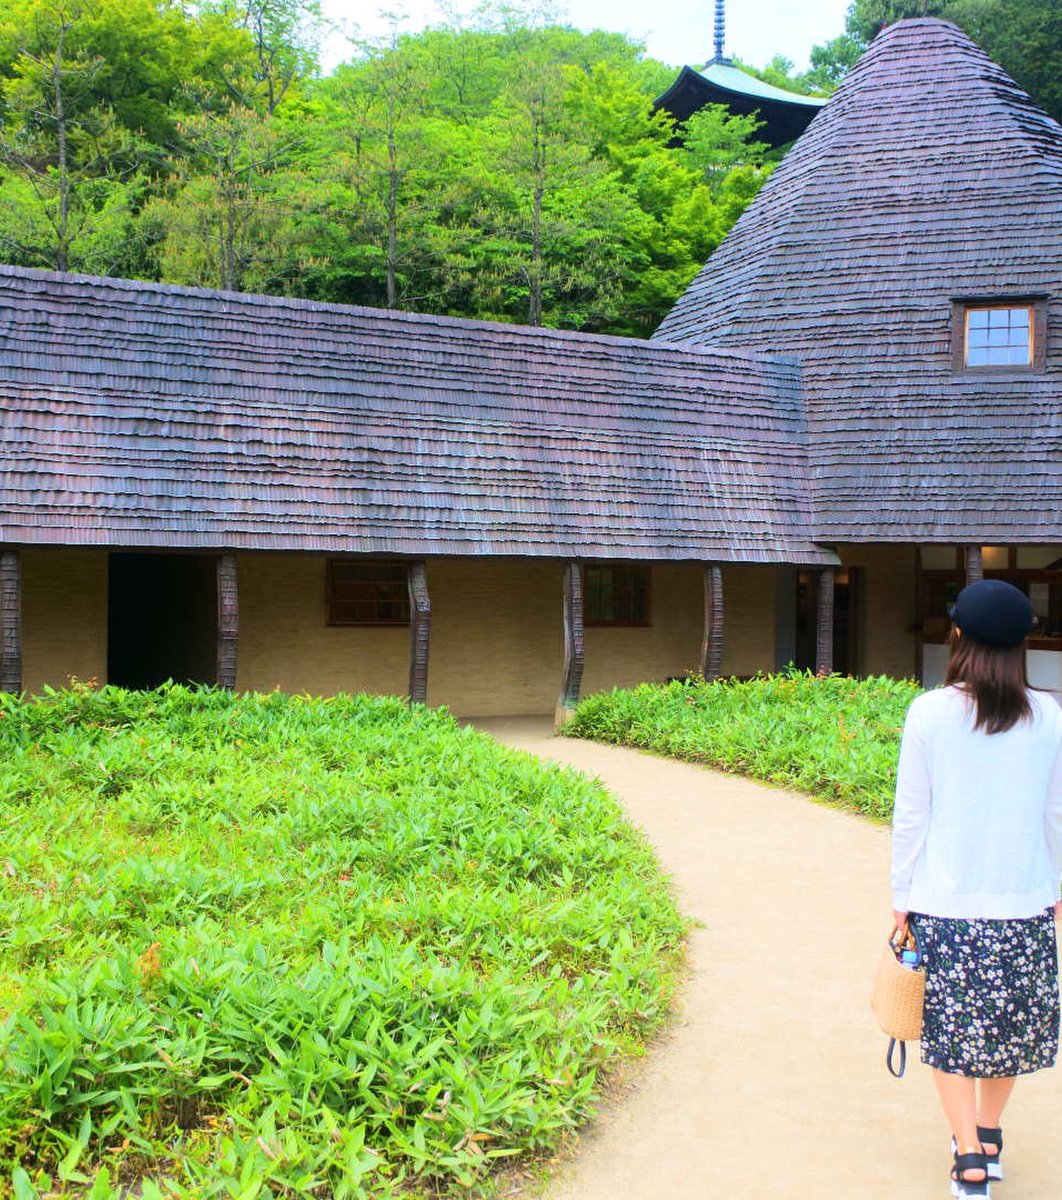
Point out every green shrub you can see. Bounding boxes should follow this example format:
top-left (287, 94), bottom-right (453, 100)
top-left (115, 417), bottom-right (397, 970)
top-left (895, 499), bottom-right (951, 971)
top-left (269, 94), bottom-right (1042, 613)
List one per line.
top-left (566, 671), bottom-right (921, 819)
top-left (0, 685), bottom-right (686, 1199)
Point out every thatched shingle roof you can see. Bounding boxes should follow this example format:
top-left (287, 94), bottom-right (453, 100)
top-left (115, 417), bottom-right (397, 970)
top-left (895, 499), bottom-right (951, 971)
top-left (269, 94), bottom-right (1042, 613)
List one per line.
top-left (0, 266), bottom-right (832, 563)
top-left (655, 18), bottom-right (1062, 544)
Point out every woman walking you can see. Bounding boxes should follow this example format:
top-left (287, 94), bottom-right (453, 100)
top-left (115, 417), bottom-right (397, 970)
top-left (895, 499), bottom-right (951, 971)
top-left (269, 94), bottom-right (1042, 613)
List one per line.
top-left (891, 579), bottom-right (1062, 1198)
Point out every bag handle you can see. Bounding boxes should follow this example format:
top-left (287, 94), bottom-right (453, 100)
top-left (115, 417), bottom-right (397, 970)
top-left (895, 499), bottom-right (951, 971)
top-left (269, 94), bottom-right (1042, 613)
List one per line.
top-left (886, 1038), bottom-right (907, 1078)
top-left (889, 924), bottom-right (918, 956)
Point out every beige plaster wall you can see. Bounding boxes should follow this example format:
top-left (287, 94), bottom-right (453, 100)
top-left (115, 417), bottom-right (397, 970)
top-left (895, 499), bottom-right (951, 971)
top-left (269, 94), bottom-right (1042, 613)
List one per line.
top-left (21, 548), bottom-right (108, 692)
top-left (237, 554), bottom-right (409, 697)
top-left (433, 561), bottom-right (778, 713)
top-left (13, 550), bottom-right (782, 712)
top-left (838, 544), bottom-right (919, 680)
top-left (719, 565), bottom-right (780, 678)
top-left (428, 558), bottom-right (564, 715)
top-left (237, 555), bottom-right (566, 711)
top-left (235, 556), bottom-right (781, 715)
top-left (581, 563), bottom-right (700, 697)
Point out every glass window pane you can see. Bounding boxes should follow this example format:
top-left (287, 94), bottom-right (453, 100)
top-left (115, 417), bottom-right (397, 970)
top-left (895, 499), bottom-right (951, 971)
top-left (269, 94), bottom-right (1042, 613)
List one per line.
top-left (1007, 345), bottom-right (1031, 364)
top-left (920, 546), bottom-right (959, 569)
top-left (585, 565), bottom-right (648, 625)
top-left (1016, 547), bottom-right (1062, 569)
top-left (988, 309), bottom-right (1011, 328)
top-left (967, 309), bottom-right (990, 329)
top-left (966, 346), bottom-right (989, 365)
top-left (1010, 308), bottom-right (1030, 328)
top-left (328, 560), bottom-right (410, 624)
top-left (968, 328), bottom-right (989, 347)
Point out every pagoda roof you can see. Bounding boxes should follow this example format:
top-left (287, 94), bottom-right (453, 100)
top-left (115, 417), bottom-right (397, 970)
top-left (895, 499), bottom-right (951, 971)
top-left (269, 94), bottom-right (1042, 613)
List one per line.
top-left (655, 19), bottom-right (1062, 544)
top-left (655, 61), bottom-right (826, 148)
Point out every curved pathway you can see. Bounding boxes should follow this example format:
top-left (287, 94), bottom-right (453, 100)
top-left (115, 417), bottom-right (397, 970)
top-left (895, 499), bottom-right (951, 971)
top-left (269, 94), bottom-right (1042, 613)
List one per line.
top-left (474, 717), bottom-right (1062, 1199)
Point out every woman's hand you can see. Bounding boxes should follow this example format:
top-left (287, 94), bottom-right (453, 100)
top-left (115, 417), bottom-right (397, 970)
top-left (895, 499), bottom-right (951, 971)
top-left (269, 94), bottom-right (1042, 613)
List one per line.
top-left (892, 909), bottom-right (910, 935)
top-left (1054, 900), bottom-right (1061, 922)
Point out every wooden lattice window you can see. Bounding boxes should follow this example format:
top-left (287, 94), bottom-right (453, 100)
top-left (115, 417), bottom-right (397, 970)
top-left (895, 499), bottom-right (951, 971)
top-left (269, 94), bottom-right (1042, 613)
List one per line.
top-left (966, 306), bottom-right (1032, 366)
top-left (584, 564), bottom-right (649, 626)
top-left (952, 297), bottom-right (1046, 371)
top-left (327, 560), bottom-right (409, 625)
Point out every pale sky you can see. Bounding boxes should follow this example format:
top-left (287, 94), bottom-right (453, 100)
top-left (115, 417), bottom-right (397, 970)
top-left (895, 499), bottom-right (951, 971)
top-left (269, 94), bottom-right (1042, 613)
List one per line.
top-left (320, 0), bottom-right (853, 73)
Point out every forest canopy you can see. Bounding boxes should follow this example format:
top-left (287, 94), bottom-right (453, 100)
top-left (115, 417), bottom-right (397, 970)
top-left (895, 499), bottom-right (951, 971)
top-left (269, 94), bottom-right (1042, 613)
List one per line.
top-left (0, 0), bottom-right (1057, 337)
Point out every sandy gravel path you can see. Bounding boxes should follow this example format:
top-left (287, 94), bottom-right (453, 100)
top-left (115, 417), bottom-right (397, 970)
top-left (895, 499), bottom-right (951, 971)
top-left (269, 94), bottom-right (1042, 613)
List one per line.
top-left (473, 717), bottom-right (1062, 1200)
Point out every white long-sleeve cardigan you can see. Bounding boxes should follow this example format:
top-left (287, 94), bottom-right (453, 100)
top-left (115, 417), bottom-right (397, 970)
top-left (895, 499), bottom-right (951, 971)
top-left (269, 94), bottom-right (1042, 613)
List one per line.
top-left (891, 686), bottom-right (1062, 919)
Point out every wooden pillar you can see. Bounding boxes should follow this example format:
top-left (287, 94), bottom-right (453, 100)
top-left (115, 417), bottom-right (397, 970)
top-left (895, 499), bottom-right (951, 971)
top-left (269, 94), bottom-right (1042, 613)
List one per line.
top-left (407, 560), bottom-right (431, 705)
top-left (216, 554), bottom-right (238, 690)
top-left (555, 562), bottom-right (584, 729)
top-left (701, 565), bottom-right (724, 681)
top-left (1, 550), bottom-right (22, 693)
top-left (964, 545), bottom-right (984, 585)
top-left (815, 567), bottom-right (835, 676)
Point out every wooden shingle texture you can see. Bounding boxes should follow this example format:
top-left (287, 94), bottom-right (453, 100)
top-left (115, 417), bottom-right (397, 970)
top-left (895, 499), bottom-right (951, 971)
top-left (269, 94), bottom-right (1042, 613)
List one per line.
top-left (0, 266), bottom-right (833, 563)
top-left (655, 19), bottom-right (1062, 544)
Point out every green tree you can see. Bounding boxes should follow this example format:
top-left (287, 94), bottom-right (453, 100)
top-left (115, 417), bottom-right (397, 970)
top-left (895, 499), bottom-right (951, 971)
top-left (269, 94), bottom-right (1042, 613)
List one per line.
top-left (730, 54), bottom-right (824, 96)
top-left (0, 0), bottom-right (258, 154)
top-left (325, 26), bottom-right (436, 309)
top-left (803, 34), bottom-right (864, 91)
top-left (199, 0), bottom-right (323, 114)
top-left (946, 0), bottom-right (1062, 124)
top-left (679, 104), bottom-right (767, 194)
top-left (285, 20), bottom-right (773, 332)
top-left (145, 89), bottom-right (301, 290)
top-left (0, 0), bottom-right (147, 272)
top-left (845, 0), bottom-right (950, 43)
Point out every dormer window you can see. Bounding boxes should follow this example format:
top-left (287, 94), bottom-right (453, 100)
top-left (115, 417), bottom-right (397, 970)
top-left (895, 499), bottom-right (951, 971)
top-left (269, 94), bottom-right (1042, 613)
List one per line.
top-left (965, 305), bottom-right (1031, 366)
top-left (952, 296), bottom-right (1047, 372)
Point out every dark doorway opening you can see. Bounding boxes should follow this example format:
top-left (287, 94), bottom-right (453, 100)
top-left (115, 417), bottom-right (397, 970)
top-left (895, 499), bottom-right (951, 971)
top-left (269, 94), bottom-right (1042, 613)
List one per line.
top-left (108, 554), bottom-right (217, 689)
top-left (794, 568), bottom-right (860, 675)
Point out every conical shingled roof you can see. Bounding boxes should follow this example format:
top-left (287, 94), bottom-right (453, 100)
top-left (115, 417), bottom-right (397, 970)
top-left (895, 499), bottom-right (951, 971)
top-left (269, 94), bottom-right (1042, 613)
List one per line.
top-left (654, 19), bottom-right (1062, 544)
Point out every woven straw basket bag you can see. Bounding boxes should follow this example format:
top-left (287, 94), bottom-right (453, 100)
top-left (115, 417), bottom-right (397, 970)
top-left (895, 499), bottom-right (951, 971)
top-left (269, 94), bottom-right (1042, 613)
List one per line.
top-left (868, 921), bottom-right (921, 1046)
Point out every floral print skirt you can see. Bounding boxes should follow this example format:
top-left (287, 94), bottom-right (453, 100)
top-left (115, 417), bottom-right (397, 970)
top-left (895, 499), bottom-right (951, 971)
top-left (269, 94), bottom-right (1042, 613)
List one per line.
top-left (910, 910), bottom-right (1060, 1077)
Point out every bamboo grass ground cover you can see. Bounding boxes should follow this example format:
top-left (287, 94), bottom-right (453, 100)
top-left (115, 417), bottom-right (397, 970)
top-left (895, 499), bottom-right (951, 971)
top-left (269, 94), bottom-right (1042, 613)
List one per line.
top-left (566, 672), bottom-right (922, 820)
top-left (0, 686), bottom-right (685, 1200)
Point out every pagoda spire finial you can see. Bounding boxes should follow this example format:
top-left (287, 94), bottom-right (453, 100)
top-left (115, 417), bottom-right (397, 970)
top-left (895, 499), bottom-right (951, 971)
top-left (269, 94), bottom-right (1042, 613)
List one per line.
top-left (713, 0), bottom-right (729, 64)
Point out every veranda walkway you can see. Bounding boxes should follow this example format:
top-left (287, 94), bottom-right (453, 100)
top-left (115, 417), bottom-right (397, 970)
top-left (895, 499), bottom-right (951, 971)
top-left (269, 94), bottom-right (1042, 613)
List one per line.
top-left (475, 717), bottom-right (1062, 1199)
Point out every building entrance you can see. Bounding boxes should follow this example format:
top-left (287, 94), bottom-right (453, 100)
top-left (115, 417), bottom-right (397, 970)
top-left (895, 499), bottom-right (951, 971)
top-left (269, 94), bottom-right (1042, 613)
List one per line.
top-left (794, 568), bottom-right (860, 675)
top-left (107, 554), bottom-right (217, 688)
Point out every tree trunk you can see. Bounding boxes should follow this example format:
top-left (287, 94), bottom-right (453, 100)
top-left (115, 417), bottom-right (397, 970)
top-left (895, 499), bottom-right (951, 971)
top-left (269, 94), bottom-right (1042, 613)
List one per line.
top-left (527, 112), bottom-right (545, 327)
top-left (528, 181), bottom-right (543, 326)
top-left (52, 22), bottom-right (71, 272)
top-left (386, 124), bottom-right (398, 309)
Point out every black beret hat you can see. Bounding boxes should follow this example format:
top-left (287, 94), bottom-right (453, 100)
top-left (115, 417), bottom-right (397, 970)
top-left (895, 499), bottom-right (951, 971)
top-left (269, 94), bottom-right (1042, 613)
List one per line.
top-left (952, 579), bottom-right (1035, 648)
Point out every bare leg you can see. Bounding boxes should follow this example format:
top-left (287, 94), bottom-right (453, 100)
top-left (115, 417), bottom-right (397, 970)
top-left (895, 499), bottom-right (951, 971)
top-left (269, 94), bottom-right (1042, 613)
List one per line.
top-left (934, 1069), bottom-right (986, 1182)
top-left (977, 1076), bottom-right (1015, 1153)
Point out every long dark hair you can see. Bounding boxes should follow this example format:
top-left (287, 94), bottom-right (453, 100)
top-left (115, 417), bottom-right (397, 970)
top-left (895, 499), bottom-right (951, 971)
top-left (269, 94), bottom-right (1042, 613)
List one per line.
top-left (943, 631), bottom-right (1032, 733)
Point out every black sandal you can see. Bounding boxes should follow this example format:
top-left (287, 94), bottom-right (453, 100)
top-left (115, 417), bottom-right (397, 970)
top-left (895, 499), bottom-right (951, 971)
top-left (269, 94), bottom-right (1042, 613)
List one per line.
top-left (976, 1126), bottom-right (1003, 1182)
top-left (951, 1127), bottom-right (1003, 1182)
top-left (951, 1148), bottom-right (990, 1199)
